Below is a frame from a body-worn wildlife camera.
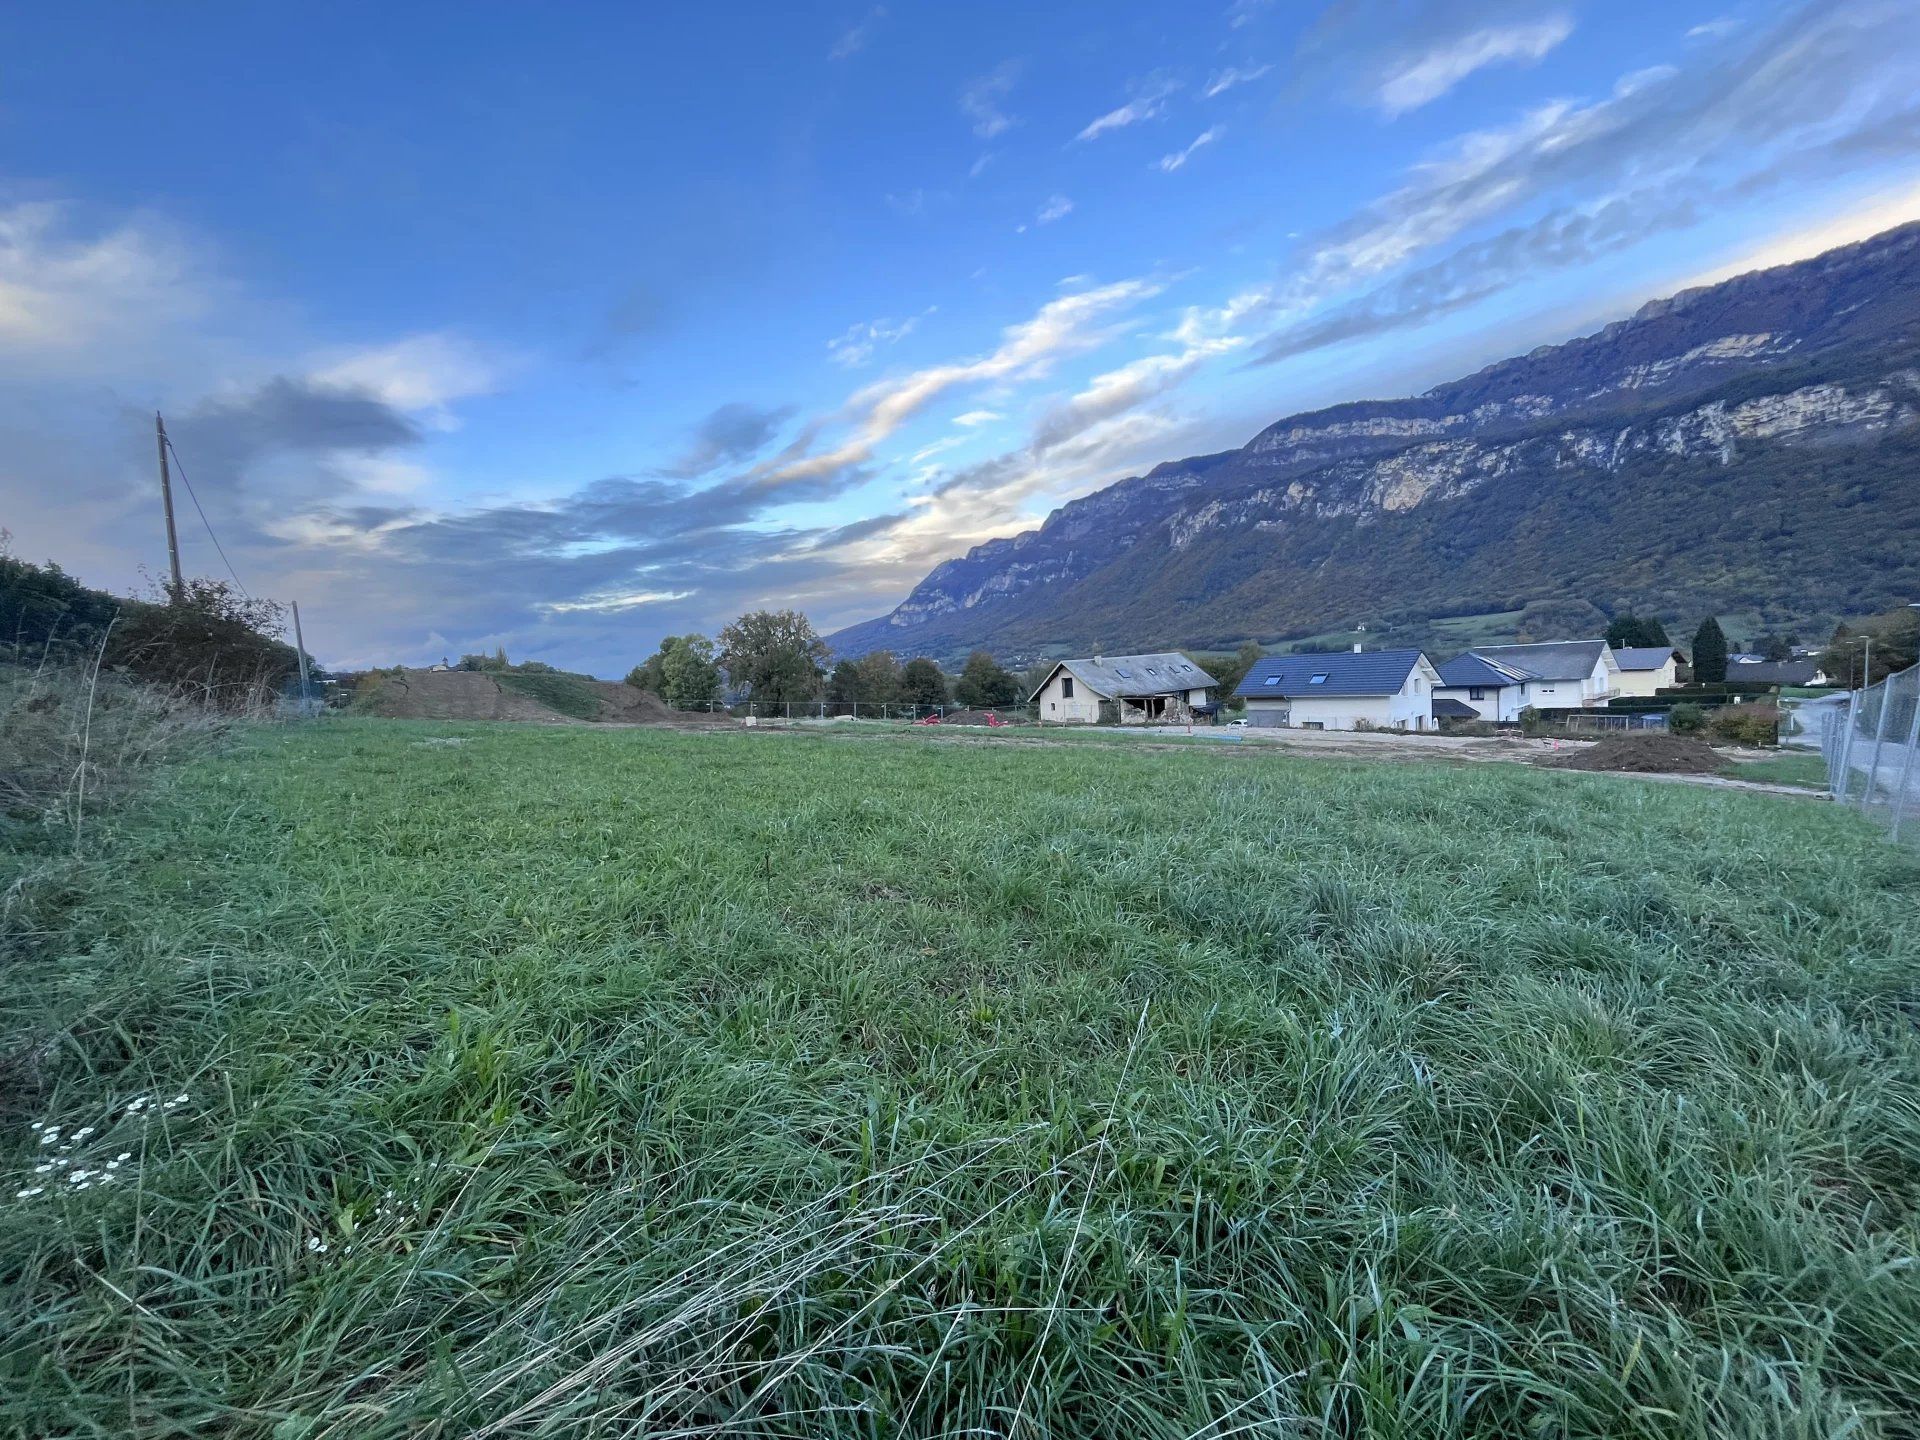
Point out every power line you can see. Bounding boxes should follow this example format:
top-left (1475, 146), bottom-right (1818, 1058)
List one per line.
top-left (161, 432), bottom-right (251, 599)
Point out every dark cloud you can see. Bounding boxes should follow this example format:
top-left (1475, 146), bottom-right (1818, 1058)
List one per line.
top-left (654, 401), bottom-right (796, 478)
top-left (168, 377), bottom-right (421, 493)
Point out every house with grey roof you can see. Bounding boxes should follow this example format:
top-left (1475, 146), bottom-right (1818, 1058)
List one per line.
top-left (1612, 645), bottom-right (1685, 696)
top-left (1028, 652), bottom-right (1218, 725)
top-left (1433, 652), bottom-right (1531, 722)
top-left (1434, 640), bottom-right (1621, 719)
top-left (1234, 648), bottom-right (1442, 731)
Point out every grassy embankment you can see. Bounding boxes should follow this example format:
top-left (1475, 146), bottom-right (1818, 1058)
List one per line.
top-left (5, 719), bottom-right (1920, 1437)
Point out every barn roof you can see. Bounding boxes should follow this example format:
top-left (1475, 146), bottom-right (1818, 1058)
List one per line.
top-left (1030, 652), bottom-right (1219, 702)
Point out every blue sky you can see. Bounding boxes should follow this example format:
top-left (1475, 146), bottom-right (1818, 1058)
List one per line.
top-left (3, 0), bottom-right (1918, 674)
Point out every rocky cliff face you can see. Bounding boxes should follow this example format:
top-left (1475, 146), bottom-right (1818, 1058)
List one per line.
top-left (829, 222), bottom-right (1920, 660)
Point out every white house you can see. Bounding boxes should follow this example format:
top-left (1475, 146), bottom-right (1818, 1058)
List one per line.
top-left (1028, 652), bottom-right (1218, 724)
top-left (1432, 652), bottom-right (1531, 722)
top-left (1234, 648), bottom-right (1442, 731)
top-left (1438, 640), bottom-right (1621, 714)
top-left (1610, 646), bottom-right (1684, 697)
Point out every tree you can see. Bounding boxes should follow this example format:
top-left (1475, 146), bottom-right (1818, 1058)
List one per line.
top-left (660, 634), bottom-right (721, 708)
top-left (1821, 607), bottom-right (1920, 687)
top-left (901, 657), bottom-right (949, 708)
top-left (1756, 633), bottom-right (1795, 662)
top-left (826, 658), bottom-right (862, 704)
top-left (1205, 640), bottom-right (1265, 699)
top-left (955, 649), bottom-right (1019, 708)
top-left (852, 651), bottom-right (904, 706)
top-left (1021, 661), bottom-right (1056, 699)
top-left (718, 609), bottom-right (828, 704)
top-left (1692, 617), bottom-right (1729, 684)
top-left (625, 636), bottom-right (679, 693)
top-left (1606, 615), bottom-right (1671, 649)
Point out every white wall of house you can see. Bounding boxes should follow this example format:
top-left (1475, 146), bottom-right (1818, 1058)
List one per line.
top-left (1244, 659), bottom-right (1441, 731)
top-left (1434, 684), bottom-right (1524, 722)
top-left (1613, 656), bottom-right (1677, 697)
top-left (1034, 667), bottom-right (1103, 723)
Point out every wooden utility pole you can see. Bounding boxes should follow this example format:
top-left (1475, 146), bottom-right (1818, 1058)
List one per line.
top-left (155, 411), bottom-right (185, 603)
top-left (290, 600), bottom-right (313, 713)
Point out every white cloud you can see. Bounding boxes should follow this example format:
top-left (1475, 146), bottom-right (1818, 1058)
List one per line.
top-left (1376, 15), bottom-right (1574, 116)
top-left (538, 588), bottom-right (695, 615)
top-left (961, 62), bottom-right (1021, 139)
top-left (1227, 0), bottom-right (1275, 29)
top-left (952, 409), bottom-right (1002, 426)
top-left (1156, 127), bottom-right (1223, 173)
top-left (1203, 65), bottom-right (1272, 99)
top-left (753, 276), bottom-right (1162, 491)
top-left (829, 5), bottom-right (886, 60)
top-left (1686, 16), bottom-right (1740, 40)
top-left (0, 201), bottom-right (241, 382)
top-left (309, 332), bottom-right (502, 415)
top-left (1035, 194), bottom-right (1074, 225)
top-left (826, 310), bottom-right (932, 368)
top-left (1076, 77), bottom-right (1181, 141)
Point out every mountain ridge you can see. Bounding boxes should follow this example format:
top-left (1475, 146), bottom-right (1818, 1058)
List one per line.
top-left (831, 221), bottom-right (1920, 662)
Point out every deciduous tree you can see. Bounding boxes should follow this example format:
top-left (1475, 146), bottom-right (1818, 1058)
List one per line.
top-left (661, 634), bottom-right (721, 707)
top-left (901, 657), bottom-right (949, 707)
top-left (955, 649), bottom-right (1019, 708)
top-left (719, 609), bottom-right (829, 703)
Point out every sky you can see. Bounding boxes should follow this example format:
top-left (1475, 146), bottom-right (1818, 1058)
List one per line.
top-left (3, 0), bottom-right (1919, 676)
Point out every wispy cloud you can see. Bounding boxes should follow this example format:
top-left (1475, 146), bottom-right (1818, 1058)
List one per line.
top-left (538, 588), bottom-right (694, 615)
top-left (1076, 76), bottom-right (1181, 141)
top-left (1686, 16), bottom-right (1741, 41)
top-left (1203, 64), bottom-right (1272, 99)
top-left (829, 5), bottom-right (886, 61)
top-left (961, 61), bottom-right (1021, 139)
top-left (1227, 0), bottom-right (1275, 29)
top-left (656, 401), bottom-right (795, 478)
top-left (1035, 194), bottom-right (1073, 224)
top-left (1156, 127), bottom-right (1223, 173)
top-left (1376, 15), bottom-right (1574, 115)
top-left (952, 409), bottom-right (1002, 427)
top-left (827, 309), bottom-right (932, 367)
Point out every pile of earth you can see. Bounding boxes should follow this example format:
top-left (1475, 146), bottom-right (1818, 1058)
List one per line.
top-left (1539, 733), bottom-right (1724, 774)
top-left (354, 669), bottom-right (722, 725)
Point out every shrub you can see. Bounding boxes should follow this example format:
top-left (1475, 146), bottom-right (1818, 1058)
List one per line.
top-left (1708, 703), bottom-right (1780, 747)
top-left (1667, 702), bottom-right (1707, 735)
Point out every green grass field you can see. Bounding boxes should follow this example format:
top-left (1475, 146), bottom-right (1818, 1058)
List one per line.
top-left (6, 720), bottom-right (1920, 1437)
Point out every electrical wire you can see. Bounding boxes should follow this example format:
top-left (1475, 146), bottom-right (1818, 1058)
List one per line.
top-left (162, 432), bottom-right (251, 599)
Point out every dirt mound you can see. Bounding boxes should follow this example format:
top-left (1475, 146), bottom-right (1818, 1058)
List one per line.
top-left (358, 670), bottom-right (721, 725)
top-left (1540, 733), bottom-right (1723, 774)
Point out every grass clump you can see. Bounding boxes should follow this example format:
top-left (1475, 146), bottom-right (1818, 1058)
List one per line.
top-left (4, 719), bottom-right (1920, 1437)
top-left (495, 669), bottom-right (607, 720)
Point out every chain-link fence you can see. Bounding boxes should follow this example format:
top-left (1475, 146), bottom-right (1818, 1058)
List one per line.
top-left (1819, 660), bottom-right (1920, 838)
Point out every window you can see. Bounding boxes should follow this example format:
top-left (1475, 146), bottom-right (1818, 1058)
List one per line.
top-left (1302, 721), bottom-right (1325, 730)
top-left (1061, 676), bottom-right (1074, 699)
top-left (1263, 676), bottom-right (1281, 686)
top-left (1309, 674), bottom-right (1329, 685)
top-left (1469, 687), bottom-right (1485, 701)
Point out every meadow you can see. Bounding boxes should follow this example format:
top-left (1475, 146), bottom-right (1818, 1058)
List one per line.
top-left (5, 719), bottom-right (1920, 1438)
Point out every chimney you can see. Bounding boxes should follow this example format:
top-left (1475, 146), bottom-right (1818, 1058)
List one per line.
top-left (1352, 642), bottom-right (1363, 653)
top-left (1094, 655), bottom-right (1104, 665)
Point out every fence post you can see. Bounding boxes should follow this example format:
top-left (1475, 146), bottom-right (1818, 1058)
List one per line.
top-left (1836, 690), bottom-right (1860, 802)
top-left (1863, 679), bottom-right (1896, 810)
top-left (1890, 672), bottom-right (1920, 840)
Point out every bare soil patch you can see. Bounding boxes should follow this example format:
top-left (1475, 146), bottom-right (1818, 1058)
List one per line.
top-left (1539, 733), bottom-right (1725, 774)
